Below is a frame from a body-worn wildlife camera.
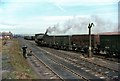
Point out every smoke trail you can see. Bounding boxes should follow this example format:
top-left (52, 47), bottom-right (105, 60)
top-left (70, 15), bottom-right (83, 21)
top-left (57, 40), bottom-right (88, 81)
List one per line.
top-left (91, 15), bottom-right (117, 33)
top-left (47, 15), bottom-right (117, 34)
top-left (47, 24), bottom-right (61, 34)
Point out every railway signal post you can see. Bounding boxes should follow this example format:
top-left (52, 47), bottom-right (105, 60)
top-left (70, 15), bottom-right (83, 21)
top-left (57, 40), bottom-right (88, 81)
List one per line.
top-left (88, 23), bottom-right (94, 58)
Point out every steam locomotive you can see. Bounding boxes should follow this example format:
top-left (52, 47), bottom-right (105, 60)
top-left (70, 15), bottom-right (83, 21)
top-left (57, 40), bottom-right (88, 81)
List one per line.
top-left (34, 32), bottom-right (120, 58)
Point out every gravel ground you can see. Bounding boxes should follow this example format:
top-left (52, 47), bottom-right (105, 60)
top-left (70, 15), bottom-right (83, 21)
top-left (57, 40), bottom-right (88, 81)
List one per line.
top-left (2, 40), bottom-right (14, 79)
top-left (0, 40), bottom-right (2, 80)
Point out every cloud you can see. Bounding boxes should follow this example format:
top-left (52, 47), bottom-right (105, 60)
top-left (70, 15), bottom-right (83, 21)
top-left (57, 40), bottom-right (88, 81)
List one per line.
top-left (0, 24), bottom-right (16, 29)
top-left (0, 0), bottom-right (118, 34)
top-left (49, 0), bottom-right (119, 6)
top-left (1, 0), bottom-right (47, 3)
top-left (0, 14), bottom-right (117, 34)
top-left (53, 4), bottom-right (66, 12)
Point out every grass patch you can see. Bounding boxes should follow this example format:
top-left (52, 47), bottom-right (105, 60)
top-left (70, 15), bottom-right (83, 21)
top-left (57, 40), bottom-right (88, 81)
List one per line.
top-left (2, 39), bottom-right (38, 79)
top-left (0, 39), bottom-right (2, 52)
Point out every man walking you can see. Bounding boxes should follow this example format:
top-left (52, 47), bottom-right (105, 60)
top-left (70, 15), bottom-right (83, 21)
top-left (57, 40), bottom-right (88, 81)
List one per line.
top-left (22, 45), bottom-right (27, 59)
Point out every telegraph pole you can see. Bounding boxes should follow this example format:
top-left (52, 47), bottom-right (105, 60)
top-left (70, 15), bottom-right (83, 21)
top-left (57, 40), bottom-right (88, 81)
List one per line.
top-left (88, 23), bottom-right (94, 58)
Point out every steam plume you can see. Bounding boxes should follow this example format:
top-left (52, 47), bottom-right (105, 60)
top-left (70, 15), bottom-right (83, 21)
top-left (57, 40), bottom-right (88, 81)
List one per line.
top-left (47, 15), bottom-right (117, 34)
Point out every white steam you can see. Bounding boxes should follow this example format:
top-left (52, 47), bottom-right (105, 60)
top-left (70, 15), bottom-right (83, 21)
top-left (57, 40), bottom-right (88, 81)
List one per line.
top-left (47, 15), bottom-right (117, 35)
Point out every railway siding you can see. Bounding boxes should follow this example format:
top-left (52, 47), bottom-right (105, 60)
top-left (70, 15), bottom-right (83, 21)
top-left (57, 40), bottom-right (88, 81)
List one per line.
top-left (19, 38), bottom-right (85, 80)
top-left (27, 39), bottom-right (104, 79)
top-left (27, 54), bottom-right (63, 80)
top-left (38, 47), bottom-right (119, 80)
top-left (29, 49), bottom-right (84, 80)
top-left (20, 38), bottom-right (119, 80)
top-left (57, 50), bottom-right (119, 71)
top-left (37, 47), bottom-right (107, 80)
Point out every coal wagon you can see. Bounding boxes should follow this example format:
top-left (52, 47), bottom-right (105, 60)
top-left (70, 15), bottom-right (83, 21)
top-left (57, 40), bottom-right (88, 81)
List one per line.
top-left (24, 36), bottom-right (35, 40)
top-left (99, 34), bottom-right (120, 58)
top-left (34, 31), bottom-right (119, 58)
top-left (54, 35), bottom-right (70, 50)
top-left (44, 35), bottom-right (54, 47)
top-left (71, 34), bottom-right (98, 53)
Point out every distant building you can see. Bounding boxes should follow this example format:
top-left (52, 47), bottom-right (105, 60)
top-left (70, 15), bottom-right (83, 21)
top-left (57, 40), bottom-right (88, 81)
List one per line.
top-left (0, 31), bottom-right (13, 39)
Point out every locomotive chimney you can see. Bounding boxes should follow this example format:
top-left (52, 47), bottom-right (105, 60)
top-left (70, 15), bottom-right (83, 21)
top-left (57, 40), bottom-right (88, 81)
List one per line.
top-left (45, 29), bottom-right (48, 36)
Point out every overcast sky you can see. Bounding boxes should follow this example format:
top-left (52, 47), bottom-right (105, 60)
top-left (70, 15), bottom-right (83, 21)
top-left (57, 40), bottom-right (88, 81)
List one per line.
top-left (0, 0), bottom-right (119, 35)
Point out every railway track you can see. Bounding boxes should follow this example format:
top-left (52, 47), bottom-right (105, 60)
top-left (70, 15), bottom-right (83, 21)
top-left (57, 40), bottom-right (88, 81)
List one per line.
top-left (29, 40), bottom-right (119, 71)
top-left (37, 47), bottom-right (109, 80)
top-left (38, 47), bottom-right (119, 80)
top-left (28, 53), bottom-right (64, 80)
top-left (18, 38), bottom-right (88, 80)
top-left (58, 50), bottom-right (119, 71)
top-left (29, 40), bottom-right (119, 80)
top-left (93, 55), bottom-right (120, 63)
top-left (37, 48), bottom-right (106, 81)
top-left (26, 39), bottom-right (106, 80)
top-left (69, 49), bottom-right (119, 63)
top-left (20, 39), bottom-right (119, 80)
top-left (19, 38), bottom-right (63, 80)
